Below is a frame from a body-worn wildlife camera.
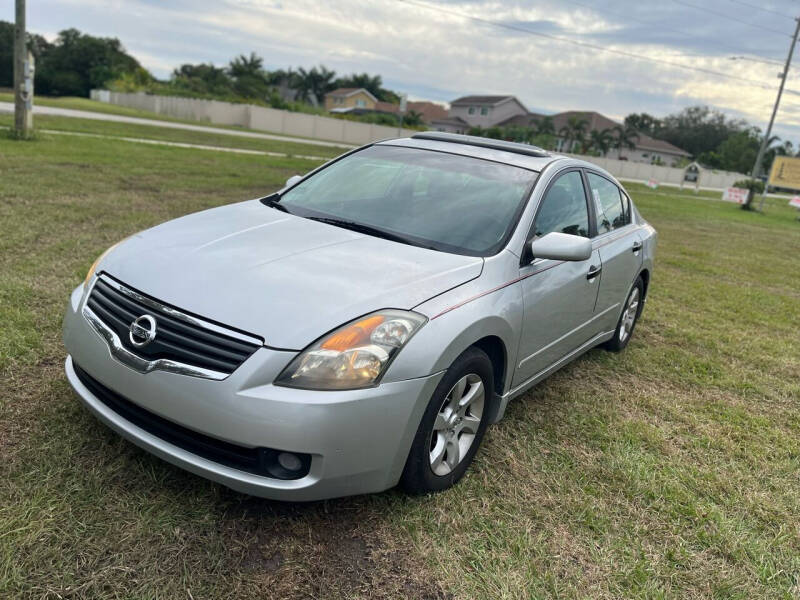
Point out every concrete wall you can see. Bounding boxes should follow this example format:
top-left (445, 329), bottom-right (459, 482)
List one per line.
top-left (93, 91), bottom-right (417, 144)
top-left (88, 90), bottom-right (746, 191)
top-left (564, 153), bottom-right (747, 191)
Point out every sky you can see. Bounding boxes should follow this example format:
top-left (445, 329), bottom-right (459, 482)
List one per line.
top-left (5, 0), bottom-right (800, 144)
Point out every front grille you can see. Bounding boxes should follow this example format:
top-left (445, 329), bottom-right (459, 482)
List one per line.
top-left (73, 363), bottom-right (311, 479)
top-left (87, 276), bottom-right (260, 375)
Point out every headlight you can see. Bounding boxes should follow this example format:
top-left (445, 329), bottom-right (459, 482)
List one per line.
top-left (275, 310), bottom-right (427, 390)
top-left (83, 240), bottom-right (123, 288)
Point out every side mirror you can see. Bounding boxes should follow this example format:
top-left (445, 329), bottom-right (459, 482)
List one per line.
top-left (285, 175), bottom-right (303, 188)
top-left (529, 232), bottom-right (592, 262)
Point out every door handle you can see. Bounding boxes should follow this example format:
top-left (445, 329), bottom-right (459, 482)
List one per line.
top-left (587, 265), bottom-right (602, 280)
top-left (632, 241), bottom-right (643, 253)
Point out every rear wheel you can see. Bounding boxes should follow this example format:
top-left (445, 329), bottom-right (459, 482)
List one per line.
top-left (400, 347), bottom-right (494, 494)
top-left (604, 276), bottom-right (644, 352)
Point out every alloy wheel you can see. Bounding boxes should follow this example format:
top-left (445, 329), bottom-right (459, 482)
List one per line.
top-left (619, 287), bottom-right (640, 343)
top-left (428, 373), bottom-right (485, 476)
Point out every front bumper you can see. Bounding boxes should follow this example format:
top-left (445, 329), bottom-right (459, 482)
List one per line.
top-left (63, 284), bottom-right (443, 501)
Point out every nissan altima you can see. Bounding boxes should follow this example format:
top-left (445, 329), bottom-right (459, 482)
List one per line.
top-left (63, 132), bottom-right (656, 500)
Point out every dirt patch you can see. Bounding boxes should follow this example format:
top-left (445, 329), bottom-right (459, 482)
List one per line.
top-left (216, 493), bottom-right (450, 600)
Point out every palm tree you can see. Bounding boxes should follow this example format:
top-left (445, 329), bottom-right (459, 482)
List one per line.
top-left (612, 124), bottom-right (639, 159)
top-left (228, 52), bottom-right (264, 79)
top-left (588, 129), bottom-right (614, 156)
top-left (558, 115), bottom-right (589, 153)
top-left (402, 110), bottom-right (424, 127)
top-left (335, 72), bottom-right (386, 100)
top-left (293, 65), bottom-right (337, 107)
top-left (533, 116), bottom-right (555, 136)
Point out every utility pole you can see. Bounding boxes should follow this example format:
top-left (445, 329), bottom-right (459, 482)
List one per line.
top-left (749, 15), bottom-right (800, 210)
top-left (14, 0), bottom-right (33, 138)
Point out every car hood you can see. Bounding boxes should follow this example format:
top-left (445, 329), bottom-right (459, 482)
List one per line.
top-left (100, 200), bottom-right (483, 349)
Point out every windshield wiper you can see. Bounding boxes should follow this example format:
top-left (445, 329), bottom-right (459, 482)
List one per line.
top-left (259, 193), bottom-right (291, 214)
top-left (307, 216), bottom-right (435, 250)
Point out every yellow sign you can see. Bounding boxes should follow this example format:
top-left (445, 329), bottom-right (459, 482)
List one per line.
top-left (768, 156), bottom-right (800, 191)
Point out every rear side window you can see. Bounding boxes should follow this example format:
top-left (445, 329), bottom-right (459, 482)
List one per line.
top-left (532, 171), bottom-right (590, 238)
top-left (587, 173), bottom-right (629, 234)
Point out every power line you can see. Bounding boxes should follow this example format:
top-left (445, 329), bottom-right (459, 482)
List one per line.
top-left (727, 0), bottom-right (796, 20)
top-left (562, 0), bottom-right (785, 65)
top-left (672, 0), bottom-right (794, 37)
top-left (396, 0), bottom-right (798, 93)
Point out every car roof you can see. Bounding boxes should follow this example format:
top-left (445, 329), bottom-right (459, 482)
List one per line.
top-left (378, 133), bottom-right (560, 172)
top-left (375, 133), bottom-right (621, 185)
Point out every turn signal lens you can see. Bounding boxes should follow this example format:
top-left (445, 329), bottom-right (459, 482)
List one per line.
top-left (83, 240), bottom-right (123, 288)
top-left (275, 310), bottom-right (426, 390)
top-left (321, 315), bottom-right (385, 351)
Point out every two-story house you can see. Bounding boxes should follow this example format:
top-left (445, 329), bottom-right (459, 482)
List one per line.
top-left (448, 95), bottom-right (528, 128)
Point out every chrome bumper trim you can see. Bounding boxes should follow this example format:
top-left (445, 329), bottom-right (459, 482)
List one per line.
top-left (82, 305), bottom-right (229, 380)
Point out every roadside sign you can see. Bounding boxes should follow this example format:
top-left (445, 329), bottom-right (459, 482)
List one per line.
top-left (722, 187), bottom-right (749, 204)
top-left (399, 94), bottom-right (407, 114)
top-left (645, 179), bottom-right (658, 189)
top-left (789, 196), bottom-right (800, 208)
top-left (768, 155), bottom-right (800, 191)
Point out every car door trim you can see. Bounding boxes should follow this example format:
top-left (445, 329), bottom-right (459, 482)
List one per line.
top-left (517, 302), bottom-right (620, 368)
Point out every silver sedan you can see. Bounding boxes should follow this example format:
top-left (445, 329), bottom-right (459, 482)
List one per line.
top-left (63, 132), bottom-right (656, 500)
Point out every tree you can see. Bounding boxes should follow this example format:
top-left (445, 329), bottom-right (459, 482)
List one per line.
top-left (171, 63), bottom-right (233, 96)
top-left (293, 64), bottom-right (337, 106)
top-left (0, 20), bottom-right (51, 88)
top-left (588, 129), bottom-right (613, 156)
top-left (657, 106), bottom-right (749, 158)
top-left (402, 109), bottom-right (424, 127)
top-left (624, 112), bottom-right (662, 137)
top-left (533, 116), bottom-right (555, 136)
top-left (33, 28), bottom-right (142, 96)
top-left (558, 114), bottom-right (589, 153)
top-left (612, 124), bottom-right (639, 159)
top-left (226, 52), bottom-right (271, 99)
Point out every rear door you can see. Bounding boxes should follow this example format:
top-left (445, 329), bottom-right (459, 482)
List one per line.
top-left (513, 169), bottom-right (602, 386)
top-left (585, 172), bottom-right (643, 332)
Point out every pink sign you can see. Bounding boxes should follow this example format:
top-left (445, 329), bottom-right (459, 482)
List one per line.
top-left (789, 196), bottom-right (800, 208)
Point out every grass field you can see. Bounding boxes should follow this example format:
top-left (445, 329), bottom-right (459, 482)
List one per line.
top-left (1, 122), bottom-right (799, 599)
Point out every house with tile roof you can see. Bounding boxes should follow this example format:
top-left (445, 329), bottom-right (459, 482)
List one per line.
top-left (448, 95), bottom-right (529, 128)
top-left (497, 110), bottom-right (691, 166)
top-left (324, 88), bottom-right (378, 112)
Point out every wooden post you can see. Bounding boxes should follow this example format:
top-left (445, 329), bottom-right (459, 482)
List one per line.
top-left (14, 0), bottom-right (33, 137)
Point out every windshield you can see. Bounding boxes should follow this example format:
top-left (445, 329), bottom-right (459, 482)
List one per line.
top-left (277, 145), bottom-right (538, 256)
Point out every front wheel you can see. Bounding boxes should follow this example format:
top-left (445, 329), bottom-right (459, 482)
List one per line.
top-left (604, 276), bottom-right (644, 352)
top-left (400, 347), bottom-right (494, 495)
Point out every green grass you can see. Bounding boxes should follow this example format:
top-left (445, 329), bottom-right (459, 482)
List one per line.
top-left (0, 93), bottom-right (355, 148)
top-left (1, 122), bottom-right (799, 599)
top-left (0, 113), bottom-right (343, 159)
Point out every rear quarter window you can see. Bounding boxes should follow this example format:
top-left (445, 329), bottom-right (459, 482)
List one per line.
top-left (587, 172), bottom-right (629, 234)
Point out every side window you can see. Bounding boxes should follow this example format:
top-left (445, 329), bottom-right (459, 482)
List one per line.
top-left (620, 190), bottom-right (632, 225)
top-left (532, 171), bottom-right (590, 239)
top-left (587, 173), bottom-right (627, 234)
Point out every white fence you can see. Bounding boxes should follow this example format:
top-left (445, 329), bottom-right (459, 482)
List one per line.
top-left (90, 90), bottom-right (748, 190)
top-left (563, 154), bottom-right (747, 192)
top-left (91, 90), bottom-right (417, 146)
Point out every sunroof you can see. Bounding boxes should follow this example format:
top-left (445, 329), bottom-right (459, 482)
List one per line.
top-left (411, 132), bottom-right (550, 158)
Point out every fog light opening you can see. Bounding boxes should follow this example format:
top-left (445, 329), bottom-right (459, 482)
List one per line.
top-left (277, 452), bottom-right (303, 472)
top-left (260, 448), bottom-right (311, 480)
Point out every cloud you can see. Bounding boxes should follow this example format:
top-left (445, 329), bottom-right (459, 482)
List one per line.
top-left (4, 0), bottom-right (800, 144)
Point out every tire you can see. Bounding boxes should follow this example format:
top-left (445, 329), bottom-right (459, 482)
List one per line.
top-left (603, 276), bottom-right (644, 352)
top-left (400, 347), bottom-right (495, 495)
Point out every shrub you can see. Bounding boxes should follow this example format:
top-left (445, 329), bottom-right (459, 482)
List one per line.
top-left (733, 179), bottom-right (764, 194)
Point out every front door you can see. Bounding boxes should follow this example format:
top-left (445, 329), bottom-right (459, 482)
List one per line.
top-left (513, 170), bottom-right (601, 386)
